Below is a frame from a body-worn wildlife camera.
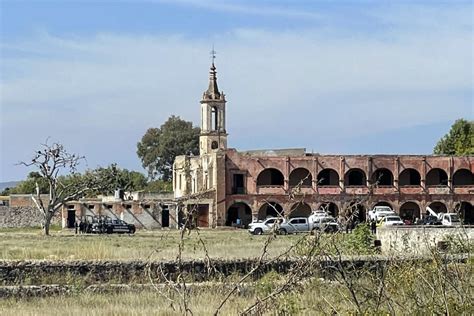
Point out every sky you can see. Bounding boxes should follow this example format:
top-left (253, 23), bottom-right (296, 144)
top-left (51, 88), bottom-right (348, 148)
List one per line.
top-left (0, 0), bottom-right (473, 182)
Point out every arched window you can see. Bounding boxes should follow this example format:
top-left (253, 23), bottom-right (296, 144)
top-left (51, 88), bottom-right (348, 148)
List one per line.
top-left (257, 168), bottom-right (284, 186)
top-left (452, 169), bottom-right (473, 186)
top-left (371, 168), bottom-right (393, 186)
top-left (317, 169), bottom-right (339, 186)
top-left (426, 169), bottom-right (448, 186)
top-left (399, 168), bottom-right (421, 186)
top-left (345, 169), bottom-right (367, 186)
top-left (289, 168), bottom-right (312, 187)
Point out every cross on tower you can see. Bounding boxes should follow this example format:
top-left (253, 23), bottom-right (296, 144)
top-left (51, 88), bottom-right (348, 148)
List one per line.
top-left (210, 46), bottom-right (216, 64)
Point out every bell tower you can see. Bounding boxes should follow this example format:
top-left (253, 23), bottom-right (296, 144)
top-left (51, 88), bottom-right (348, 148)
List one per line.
top-left (199, 53), bottom-right (227, 156)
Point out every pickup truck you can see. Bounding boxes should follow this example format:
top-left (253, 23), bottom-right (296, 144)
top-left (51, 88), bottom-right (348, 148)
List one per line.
top-left (278, 216), bottom-right (340, 234)
top-left (368, 206), bottom-right (396, 221)
top-left (248, 217), bottom-right (285, 235)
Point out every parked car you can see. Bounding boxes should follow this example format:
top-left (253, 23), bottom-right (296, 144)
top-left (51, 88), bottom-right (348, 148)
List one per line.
top-left (308, 211), bottom-right (330, 223)
top-left (91, 218), bottom-right (136, 234)
top-left (378, 215), bottom-right (404, 226)
top-left (440, 213), bottom-right (462, 226)
top-left (248, 217), bottom-right (285, 235)
top-left (368, 206), bottom-right (396, 221)
top-left (310, 216), bottom-right (340, 233)
top-left (279, 217), bottom-right (311, 234)
top-left (415, 216), bottom-right (442, 226)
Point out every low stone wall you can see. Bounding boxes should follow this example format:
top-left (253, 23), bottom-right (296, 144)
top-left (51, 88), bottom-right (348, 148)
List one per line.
top-left (0, 256), bottom-right (467, 287)
top-left (0, 206), bottom-right (60, 228)
top-left (376, 226), bottom-right (473, 255)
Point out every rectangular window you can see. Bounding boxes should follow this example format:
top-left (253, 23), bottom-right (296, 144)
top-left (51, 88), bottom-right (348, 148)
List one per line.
top-left (232, 174), bottom-right (245, 194)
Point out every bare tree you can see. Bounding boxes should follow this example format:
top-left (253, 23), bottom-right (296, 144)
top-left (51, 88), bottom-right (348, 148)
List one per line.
top-left (19, 141), bottom-right (100, 235)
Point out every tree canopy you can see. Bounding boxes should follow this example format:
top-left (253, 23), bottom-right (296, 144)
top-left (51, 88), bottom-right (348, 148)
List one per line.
top-left (1, 172), bottom-right (49, 195)
top-left (433, 119), bottom-right (473, 155)
top-left (137, 115), bottom-right (200, 181)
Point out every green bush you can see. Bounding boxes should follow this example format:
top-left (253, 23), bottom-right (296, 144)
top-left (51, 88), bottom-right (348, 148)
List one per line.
top-left (345, 224), bottom-right (375, 254)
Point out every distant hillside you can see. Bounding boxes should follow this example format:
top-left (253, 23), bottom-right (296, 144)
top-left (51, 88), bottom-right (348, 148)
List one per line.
top-left (0, 181), bottom-right (20, 192)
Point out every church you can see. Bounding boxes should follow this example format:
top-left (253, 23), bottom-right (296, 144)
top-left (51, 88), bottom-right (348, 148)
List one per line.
top-left (172, 61), bottom-right (474, 228)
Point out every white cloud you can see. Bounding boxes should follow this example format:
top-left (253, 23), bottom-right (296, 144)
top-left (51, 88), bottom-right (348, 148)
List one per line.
top-left (0, 3), bottom-right (472, 181)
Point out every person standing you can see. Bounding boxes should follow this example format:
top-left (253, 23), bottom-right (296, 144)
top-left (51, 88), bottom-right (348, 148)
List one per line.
top-left (371, 219), bottom-right (377, 234)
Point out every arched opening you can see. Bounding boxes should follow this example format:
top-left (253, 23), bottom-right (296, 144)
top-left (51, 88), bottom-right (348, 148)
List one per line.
top-left (399, 202), bottom-right (420, 224)
top-left (372, 201), bottom-right (393, 210)
top-left (211, 107), bottom-right (218, 131)
top-left (258, 202), bottom-right (284, 220)
top-left (426, 168), bottom-right (448, 186)
top-left (427, 201), bottom-right (447, 214)
top-left (371, 168), bottom-right (393, 186)
top-left (289, 168), bottom-right (312, 187)
top-left (399, 168), bottom-right (421, 186)
top-left (257, 168), bottom-right (284, 186)
top-left (453, 169), bottom-right (473, 186)
top-left (347, 202), bottom-right (366, 223)
top-left (317, 169), bottom-right (339, 186)
top-left (226, 202), bottom-right (252, 227)
top-left (318, 202), bottom-right (339, 217)
top-left (345, 169), bottom-right (367, 186)
top-left (456, 202), bottom-right (473, 225)
top-left (289, 202), bottom-right (312, 218)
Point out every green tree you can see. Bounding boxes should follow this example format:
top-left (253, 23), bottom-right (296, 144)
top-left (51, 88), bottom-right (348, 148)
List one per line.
top-left (88, 164), bottom-right (147, 196)
top-left (137, 115), bottom-right (200, 181)
top-left (434, 119), bottom-right (473, 155)
top-left (2, 172), bottom-right (49, 195)
top-left (144, 180), bottom-right (173, 192)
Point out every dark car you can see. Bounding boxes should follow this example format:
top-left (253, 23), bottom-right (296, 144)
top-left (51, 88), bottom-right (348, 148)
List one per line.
top-left (415, 216), bottom-right (441, 226)
top-left (91, 218), bottom-right (136, 234)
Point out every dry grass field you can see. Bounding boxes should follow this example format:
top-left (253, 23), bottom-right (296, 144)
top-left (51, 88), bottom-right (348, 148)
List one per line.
top-left (1, 226), bottom-right (472, 315)
top-left (0, 227), bottom-right (303, 261)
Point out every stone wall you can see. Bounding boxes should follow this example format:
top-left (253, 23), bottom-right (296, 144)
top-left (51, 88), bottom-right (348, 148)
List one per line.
top-left (376, 226), bottom-right (474, 255)
top-left (0, 206), bottom-right (60, 228)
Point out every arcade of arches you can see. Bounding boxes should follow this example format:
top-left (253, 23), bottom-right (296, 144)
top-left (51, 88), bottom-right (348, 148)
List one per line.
top-left (225, 200), bottom-right (474, 226)
top-left (221, 152), bottom-right (473, 227)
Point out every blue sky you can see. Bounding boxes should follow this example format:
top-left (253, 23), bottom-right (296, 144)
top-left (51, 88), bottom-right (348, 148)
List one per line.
top-left (1, 0), bottom-right (473, 181)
